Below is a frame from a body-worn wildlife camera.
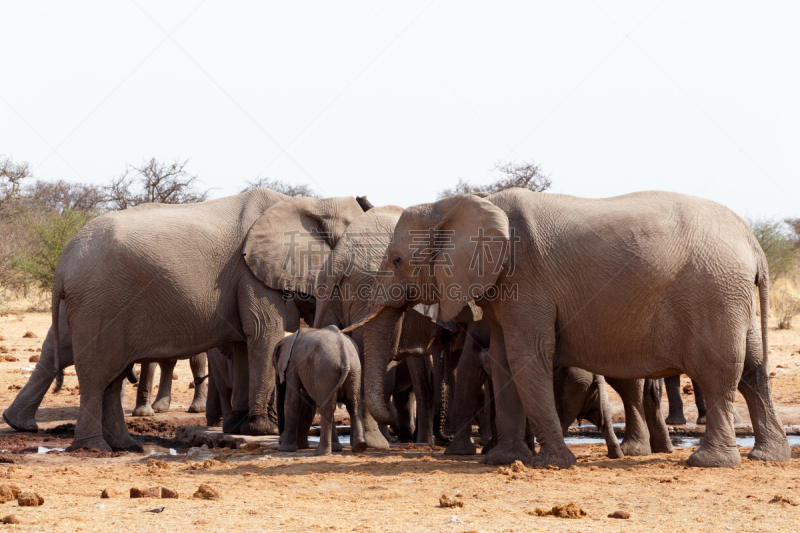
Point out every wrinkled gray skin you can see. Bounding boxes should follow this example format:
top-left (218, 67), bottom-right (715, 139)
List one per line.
top-left (131, 353), bottom-right (208, 417)
top-left (205, 347), bottom-right (233, 427)
top-left (313, 205), bottom-right (441, 446)
top-left (663, 376), bottom-right (743, 425)
top-left (446, 320), bottom-right (671, 459)
top-left (370, 190), bottom-right (790, 468)
top-left (274, 327), bottom-right (367, 455)
top-left (3, 301), bottom-right (207, 432)
top-left (50, 190), bottom-right (369, 451)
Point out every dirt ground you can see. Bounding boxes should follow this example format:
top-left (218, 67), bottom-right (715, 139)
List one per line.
top-left (0, 311), bottom-right (799, 532)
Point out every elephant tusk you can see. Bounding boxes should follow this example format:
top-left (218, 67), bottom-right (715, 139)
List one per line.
top-left (341, 306), bottom-right (386, 333)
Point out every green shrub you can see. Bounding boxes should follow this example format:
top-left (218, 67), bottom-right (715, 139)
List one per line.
top-left (749, 218), bottom-right (798, 281)
top-left (11, 208), bottom-right (98, 290)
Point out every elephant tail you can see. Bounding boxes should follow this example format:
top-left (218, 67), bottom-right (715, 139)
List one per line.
top-left (51, 271), bottom-right (65, 391)
top-left (757, 258), bottom-right (770, 378)
top-left (52, 369), bottom-right (65, 394)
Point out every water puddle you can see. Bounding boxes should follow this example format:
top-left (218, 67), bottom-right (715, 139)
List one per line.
top-left (141, 444), bottom-right (181, 456)
top-left (565, 434), bottom-right (800, 447)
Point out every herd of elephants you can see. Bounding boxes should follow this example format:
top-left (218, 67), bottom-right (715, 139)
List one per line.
top-left (0, 187), bottom-right (792, 468)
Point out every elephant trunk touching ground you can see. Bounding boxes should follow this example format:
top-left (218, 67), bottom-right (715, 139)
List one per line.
top-left (363, 306), bottom-right (405, 426)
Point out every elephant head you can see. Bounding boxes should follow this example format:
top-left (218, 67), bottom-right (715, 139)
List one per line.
top-left (361, 194), bottom-right (506, 425)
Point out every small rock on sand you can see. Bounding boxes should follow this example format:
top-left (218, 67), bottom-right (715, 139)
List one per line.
top-left (101, 488), bottom-right (117, 499)
top-left (160, 487), bottom-right (179, 499)
top-left (17, 492), bottom-right (44, 507)
top-left (608, 510), bottom-right (631, 519)
top-left (193, 484), bottom-right (221, 500)
top-left (2, 515), bottom-right (19, 524)
top-left (28, 355), bottom-right (39, 363)
top-left (130, 487), bottom-right (160, 498)
top-left (22, 331), bottom-right (37, 338)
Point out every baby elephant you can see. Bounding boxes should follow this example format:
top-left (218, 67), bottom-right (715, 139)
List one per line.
top-left (274, 326), bottom-right (367, 455)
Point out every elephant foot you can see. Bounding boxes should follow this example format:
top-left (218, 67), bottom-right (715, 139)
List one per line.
top-left (151, 398), bottom-right (171, 413)
top-left (297, 436), bottom-right (310, 450)
top-left (67, 436), bottom-right (112, 452)
top-left (665, 413), bottom-right (686, 426)
top-left (650, 438), bottom-right (674, 454)
top-left (687, 443), bottom-right (740, 468)
top-left (364, 428), bottom-right (390, 450)
top-left (2, 410), bottom-right (39, 433)
top-left (332, 440), bottom-right (343, 452)
top-left (240, 415), bottom-right (279, 436)
top-left (131, 405), bottom-right (155, 417)
top-left (532, 444), bottom-right (576, 469)
top-left (222, 410), bottom-right (249, 435)
top-left (314, 446), bottom-right (332, 456)
top-left (434, 436), bottom-right (452, 447)
top-left (278, 442), bottom-right (298, 453)
top-left (620, 439), bottom-right (651, 457)
top-left (188, 400), bottom-right (207, 413)
top-left (607, 444), bottom-right (624, 459)
top-left (696, 414), bottom-right (707, 425)
top-left (748, 439), bottom-right (791, 463)
top-left (444, 438), bottom-right (477, 456)
top-left (351, 441), bottom-right (367, 453)
top-left (483, 440), bottom-right (533, 465)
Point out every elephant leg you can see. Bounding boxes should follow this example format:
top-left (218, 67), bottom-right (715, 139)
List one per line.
top-left (737, 324), bottom-right (790, 463)
top-left (188, 352), bottom-right (208, 413)
top-left (408, 357), bottom-right (434, 444)
top-left (205, 372), bottom-right (223, 427)
top-left (296, 394), bottom-right (316, 450)
top-left (595, 375), bottom-right (624, 459)
top-left (332, 424), bottom-right (343, 452)
top-left (152, 360), bottom-right (176, 413)
top-left (481, 379), bottom-right (498, 455)
top-left (446, 345), bottom-right (484, 456)
top-left (476, 387), bottom-right (492, 447)
top-left (693, 380), bottom-right (707, 424)
top-left (239, 287), bottom-right (284, 436)
top-left (344, 370), bottom-right (367, 453)
top-left (392, 388), bottom-right (415, 442)
top-left (483, 323), bottom-right (534, 466)
top-left (315, 396), bottom-right (337, 456)
top-left (278, 374), bottom-right (303, 453)
top-left (664, 375), bottom-right (687, 425)
top-left (605, 378), bottom-right (652, 457)
top-left (223, 343), bottom-right (250, 434)
top-left (4, 325), bottom-right (72, 432)
top-left (686, 374), bottom-right (741, 468)
top-left (132, 363), bottom-right (157, 417)
top-left (644, 378), bottom-right (673, 454)
top-left (102, 372), bottom-right (141, 452)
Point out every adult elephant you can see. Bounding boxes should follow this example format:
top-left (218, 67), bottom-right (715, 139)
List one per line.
top-left (362, 190), bottom-right (789, 468)
top-left (312, 205), bottom-right (443, 444)
top-left (51, 189), bottom-right (371, 451)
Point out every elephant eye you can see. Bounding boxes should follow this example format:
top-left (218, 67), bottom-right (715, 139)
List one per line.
top-left (392, 256), bottom-right (402, 268)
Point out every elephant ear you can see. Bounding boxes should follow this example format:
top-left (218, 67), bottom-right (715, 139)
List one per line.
top-left (431, 195), bottom-right (509, 322)
top-left (273, 331), bottom-right (298, 384)
top-left (243, 197), bottom-right (365, 295)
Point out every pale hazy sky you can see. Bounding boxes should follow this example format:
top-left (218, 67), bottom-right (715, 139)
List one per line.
top-left (2, 1), bottom-right (799, 220)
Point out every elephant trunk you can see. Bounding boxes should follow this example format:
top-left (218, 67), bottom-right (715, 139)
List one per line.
top-left (363, 306), bottom-right (404, 426)
top-left (433, 330), bottom-right (453, 443)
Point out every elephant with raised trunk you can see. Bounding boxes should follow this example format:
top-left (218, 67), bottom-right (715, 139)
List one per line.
top-left (50, 189), bottom-right (372, 451)
top-left (362, 190), bottom-right (789, 468)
